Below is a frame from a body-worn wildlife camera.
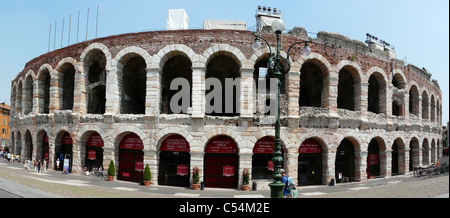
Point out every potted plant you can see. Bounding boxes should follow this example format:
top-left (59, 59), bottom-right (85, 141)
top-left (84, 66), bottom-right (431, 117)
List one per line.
top-left (192, 167), bottom-right (200, 190)
top-left (143, 164), bottom-right (152, 186)
top-left (107, 160), bottom-right (115, 181)
top-left (242, 168), bottom-right (250, 191)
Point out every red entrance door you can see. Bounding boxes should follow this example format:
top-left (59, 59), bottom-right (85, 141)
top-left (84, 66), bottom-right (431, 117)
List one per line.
top-left (204, 136), bottom-right (238, 188)
top-left (118, 133), bottom-right (144, 183)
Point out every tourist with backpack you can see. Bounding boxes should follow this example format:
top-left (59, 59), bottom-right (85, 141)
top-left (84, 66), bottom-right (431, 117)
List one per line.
top-left (281, 169), bottom-right (293, 198)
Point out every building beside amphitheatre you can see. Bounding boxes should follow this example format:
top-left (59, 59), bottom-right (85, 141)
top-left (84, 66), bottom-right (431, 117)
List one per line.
top-left (9, 12), bottom-right (443, 189)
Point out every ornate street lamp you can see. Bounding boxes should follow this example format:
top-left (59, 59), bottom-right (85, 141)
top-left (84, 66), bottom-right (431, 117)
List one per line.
top-left (252, 19), bottom-right (311, 198)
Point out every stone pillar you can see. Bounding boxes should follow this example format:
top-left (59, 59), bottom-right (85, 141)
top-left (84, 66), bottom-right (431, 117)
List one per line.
top-left (238, 153), bottom-right (252, 188)
top-left (191, 64), bottom-right (205, 118)
top-left (190, 151), bottom-right (204, 184)
top-left (146, 66), bottom-right (160, 116)
top-left (240, 68), bottom-right (254, 118)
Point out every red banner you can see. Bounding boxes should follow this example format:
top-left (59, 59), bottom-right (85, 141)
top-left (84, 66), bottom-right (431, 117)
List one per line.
top-left (161, 135), bottom-right (190, 152)
top-left (135, 161), bottom-right (144, 172)
top-left (177, 164), bottom-right (189, 176)
top-left (88, 150), bottom-right (96, 160)
top-left (223, 165), bottom-right (234, 177)
top-left (268, 161), bottom-right (274, 171)
top-left (87, 132), bottom-right (104, 147)
top-left (120, 133), bottom-right (144, 150)
top-left (298, 139), bottom-right (322, 154)
top-left (205, 136), bottom-right (237, 153)
top-left (62, 133), bottom-right (73, 145)
top-left (253, 136), bottom-right (274, 154)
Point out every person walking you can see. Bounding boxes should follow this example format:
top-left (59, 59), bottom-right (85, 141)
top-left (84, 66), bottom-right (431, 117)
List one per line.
top-left (37, 160), bottom-right (41, 173)
top-left (281, 169), bottom-right (292, 198)
top-left (24, 159), bottom-right (29, 172)
top-left (42, 159), bottom-right (47, 173)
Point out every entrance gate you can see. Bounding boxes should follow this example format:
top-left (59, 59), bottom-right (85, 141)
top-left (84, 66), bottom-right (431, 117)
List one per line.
top-left (298, 139), bottom-right (322, 186)
top-left (158, 135), bottom-right (191, 187)
top-left (204, 136), bottom-right (238, 188)
top-left (118, 133), bottom-right (144, 183)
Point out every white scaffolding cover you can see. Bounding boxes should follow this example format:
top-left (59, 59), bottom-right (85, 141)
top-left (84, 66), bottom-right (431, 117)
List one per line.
top-left (203, 20), bottom-right (246, 30)
top-left (166, 9), bottom-right (189, 30)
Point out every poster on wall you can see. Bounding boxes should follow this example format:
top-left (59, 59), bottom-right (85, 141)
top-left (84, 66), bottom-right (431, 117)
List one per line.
top-left (223, 165), bottom-right (234, 177)
top-left (177, 164), bottom-right (189, 176)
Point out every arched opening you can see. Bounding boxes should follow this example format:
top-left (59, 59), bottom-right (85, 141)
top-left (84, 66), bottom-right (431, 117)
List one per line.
top-left (252, 136), bottom-right (284, 180)
top-left (299, 62), bottom-right (323, 107)
top-left (38, 69), bottom-right (51, 114)
top-left (24, 130), bottom-right (33, 161)
top-left (409, 137), bottom-right (420, 171)
top-left (206, 54), bottom-right (240, 116)
top-left (55, 132), bottom-right (73, 173)
top-left (337, 67), bottom-right (356, 111)
top-left (335, 138), bottom-right (355, 183)
top-left (118, 133), bottom-right (144, 183)
top-left (59, 63), bottom-right (75, 110)
top-left (24, 75), bottom-right (34, 115)
top-left (392, 140), bottom-right (399, 175)
top-left (86, 51), bottom-right (107, 114)
top-left (368, 74), bottom-right (384, 114)
top-left (367, 138), bottom-right (380, 178)
top-left (158, 134), bottom-right (191, 187)
top-left (253, 54), bottom-right (287, 116)
top-left (85, 132), bottom-right (104, 171)
top-left (160, 55), bottom-right (192, 114)
top-left (422, 91), bottom-right (429, 119)
top-left (430, 95), bottom-right (435, 122)
top-left (120, 57), bottom-right (146, 114)
top-left (298, 138), bottom-right (322, 186)
top-left (409, 85), bottom-right (420, 116)
top-left (422, 138), bottom-right (429, 166)
top-left (204, 135), bottom-right (238, 188)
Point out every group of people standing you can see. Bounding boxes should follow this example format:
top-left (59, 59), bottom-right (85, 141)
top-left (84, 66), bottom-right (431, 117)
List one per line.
top-left (24, 159), bottom-right (47, 173)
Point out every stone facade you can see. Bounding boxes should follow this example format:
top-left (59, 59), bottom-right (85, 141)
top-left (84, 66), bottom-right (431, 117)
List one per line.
top-left (9, 29), bottom-right (443, 188)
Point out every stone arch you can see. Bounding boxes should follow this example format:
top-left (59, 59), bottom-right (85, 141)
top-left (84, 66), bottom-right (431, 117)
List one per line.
top-left (113, 46), bottom-right (152, 114)
top-left (80, 43), bottom-right (112, 115)
top-left (36, 64), bottom-right (53, 114)
top-left (23, 70), bottom-right (35, 115)
top-left (366, 67), bottom-right (388, 114)
top-left (55, 57), bottom-right (78, 110)
top-left (297, 53), bottom-right (331, 108)
top-left (336, 61), bottom-right (363, 111)
top-left (155, 127), bottom-right (197, 151)
top-left (408, 83), bottom-right (421, 116)
top-left (157, 45), bottom-right (194, 115)
top-left (392, 69), bottom-right (407, 89)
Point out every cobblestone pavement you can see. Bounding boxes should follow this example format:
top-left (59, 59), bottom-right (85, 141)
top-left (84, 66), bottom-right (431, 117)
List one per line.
top-left (0, 161), bottom-right (448, 198)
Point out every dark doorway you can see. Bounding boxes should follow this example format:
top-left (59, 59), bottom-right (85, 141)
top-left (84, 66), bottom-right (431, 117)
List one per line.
top-left (335, 139), bottom-right (355, 183)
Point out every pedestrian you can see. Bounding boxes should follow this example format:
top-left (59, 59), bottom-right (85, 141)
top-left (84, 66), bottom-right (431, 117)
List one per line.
top-left (37, 160), bottom-right (41, 173)
top-left (42, 159), bottom-right (47, 173)
top-left (280, 169), bottom-right (292, 198)
top-left (24, 159), bottom-right (28, 172)
top-left (289, 182), bottom-right (298, 198)
top-left (56, 159), bottom-right (60, 171)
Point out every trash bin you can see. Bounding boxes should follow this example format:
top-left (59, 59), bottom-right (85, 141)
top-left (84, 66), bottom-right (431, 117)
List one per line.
top-left (329, 178), bottom-right (335, 186)
top-left (140, 177), bottom-right (144, 185)
top-left (201, 181), bottom-right (205, 190)
top-left (252, 181), bottom-right (257, 191)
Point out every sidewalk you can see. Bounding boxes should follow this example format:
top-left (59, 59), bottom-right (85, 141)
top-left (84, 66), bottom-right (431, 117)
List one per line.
top-left (1, 161), bottom-right (448, 198)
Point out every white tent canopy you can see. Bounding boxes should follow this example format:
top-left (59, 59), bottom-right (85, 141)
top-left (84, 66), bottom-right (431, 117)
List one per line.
top-left (167, 9), bottom-right (189, 30)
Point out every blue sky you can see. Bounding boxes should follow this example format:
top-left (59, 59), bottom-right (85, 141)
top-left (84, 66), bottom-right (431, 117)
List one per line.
top-left (0, 0), bottom-right (448, 123)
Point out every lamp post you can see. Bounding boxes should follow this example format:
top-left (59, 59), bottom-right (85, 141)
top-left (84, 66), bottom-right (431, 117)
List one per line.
top-left (252, 19), bottom-right (311, 198)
